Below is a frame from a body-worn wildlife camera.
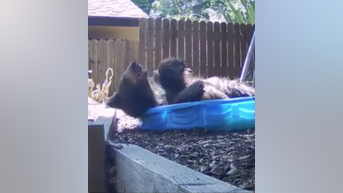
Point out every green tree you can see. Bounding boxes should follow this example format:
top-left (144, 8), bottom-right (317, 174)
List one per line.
top-left (132, 0), bottom-right (154, 14)
top-left (150, 0), bottom-right (212, 20)
top-left (149, 0), bottom-right (255, 24)
top-left (216, 0), bottom-right (255, 24)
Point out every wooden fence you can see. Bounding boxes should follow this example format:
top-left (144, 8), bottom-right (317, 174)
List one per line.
top-left (88, 18), bottom-right (254, 93)
top-left (89, 39), bottom-right (139, 93)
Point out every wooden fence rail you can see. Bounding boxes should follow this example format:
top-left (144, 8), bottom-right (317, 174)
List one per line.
top-left (137, 18), bottom-right (254, 78)
top-left (88, 18), bottom-right (254, 93)
top-left (88, 39), bottom-right (139, 93)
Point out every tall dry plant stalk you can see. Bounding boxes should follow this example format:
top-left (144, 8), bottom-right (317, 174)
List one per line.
top-left (88, 68), bottom-right (114, 103)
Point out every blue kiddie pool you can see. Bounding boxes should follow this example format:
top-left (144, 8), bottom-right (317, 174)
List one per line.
top-left (140, 96), bottom-right (255, 131)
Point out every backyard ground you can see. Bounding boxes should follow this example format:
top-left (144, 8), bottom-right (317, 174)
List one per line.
top-left (109, 109), bottom-right (255, 191)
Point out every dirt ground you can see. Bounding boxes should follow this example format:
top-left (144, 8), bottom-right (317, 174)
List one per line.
top-left (108, 109), bottom-right (255, 191)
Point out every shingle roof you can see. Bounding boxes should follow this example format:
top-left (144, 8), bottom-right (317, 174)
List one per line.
top-left (88, 0), bottom-right (149, 18)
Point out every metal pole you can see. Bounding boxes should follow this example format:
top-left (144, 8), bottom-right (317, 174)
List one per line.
top-left (239, 31), bottom-right (255, 82)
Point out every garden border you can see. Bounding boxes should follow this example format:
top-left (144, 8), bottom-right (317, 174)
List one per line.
top-left (88, 107), bottom-right (252, 193)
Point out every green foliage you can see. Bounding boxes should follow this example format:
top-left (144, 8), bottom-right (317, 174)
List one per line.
top-left (217, 0), bottom-right (255, 24)
top-left (149, 0), bottom-right (255, 25)
top-left (132, 0), bottom-right (154, 14)
top-left (150, 0), bottom-right (213, 21)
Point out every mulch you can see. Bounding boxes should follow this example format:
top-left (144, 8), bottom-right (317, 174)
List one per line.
top-left (106, 110), bottom-right (255, 191)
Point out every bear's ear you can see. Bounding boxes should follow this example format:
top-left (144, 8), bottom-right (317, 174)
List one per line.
top-left (106, 92), bottom-right (123, 109)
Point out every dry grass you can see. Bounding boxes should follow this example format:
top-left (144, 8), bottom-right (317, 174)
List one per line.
top-left (88, 68), bottom-right (113, 104)
top-left (88, 68), bottom-right (114, 120)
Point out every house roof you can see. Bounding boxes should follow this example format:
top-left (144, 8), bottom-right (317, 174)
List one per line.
top-left (88, 0), bottom-right (149, 18)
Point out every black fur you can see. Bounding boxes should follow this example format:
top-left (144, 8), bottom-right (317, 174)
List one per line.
top-left (106, 61), bottom-right (166, 118)
top-left (157, 57), bottom-right (207, 104)
top-left (173, 80), bottom-right (205, 103)
top-left (158, 57), bottom-right (255, 104)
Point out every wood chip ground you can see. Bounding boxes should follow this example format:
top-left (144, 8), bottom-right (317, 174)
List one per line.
top-left (108, 110), bottom-right (255, 191)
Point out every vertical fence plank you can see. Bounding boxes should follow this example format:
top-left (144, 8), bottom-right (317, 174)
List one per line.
top-left (170, 19), bottom-right (177, 58)
top-left (128, 39), bottom-right (135, 63)
top-left (114, 40), bottom-right (124, 91)
top-left (146, 18), bottom-right (154, 71)
top-left (213, 22), bottom-right (221, 76)
top-left (247, 24), bottom-right (254, 44)
top-left (233, 24), bottom-right (241, 78)
top-left (240, 24), bottom-right (248, 57)
top-left (124, 39), bottom-right (131, 69)
top-left (233, 24), bottom-right (241, 68)
top-left (90, 39), bottom-right (99, 84)
top-left (185, 19), bottom-right (192, 67)
top-left (139, 18), bottom-right (147, 67)
top-left (227, 23), bottom-right (235, 79)
top-left (131, 40), bottom-right (139, 62)
top-left (221, 22), bottom-right (228, 78)
top-left (238, 25), bottom-right (246, 68)
top-left (106, 39), bottom-right (115, 93)
top-left (240, 24), bottom-right (253, 65)
top-left (112, 39), bottom-right (118, 92)
top-left (199, 21), bottom-right (207, 77)
top-left (207, 22), bottom-right (214, 77)
top-left (162, 19), bottom-right (170, 59)
top-left (192, 20), bottom-right (200, 76)
top-left (154, 18), bottom-right (162, 69)
top-left (98, 39), bottom-right (107, 85)
top-left (177, 19), bottom-right (185, 60)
